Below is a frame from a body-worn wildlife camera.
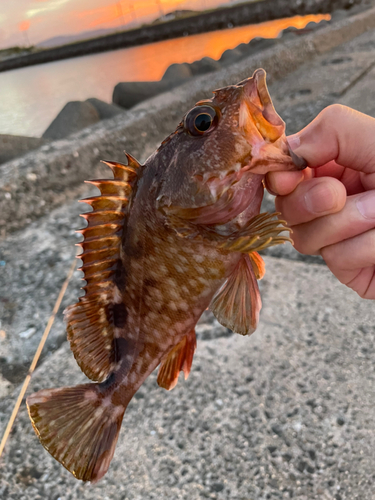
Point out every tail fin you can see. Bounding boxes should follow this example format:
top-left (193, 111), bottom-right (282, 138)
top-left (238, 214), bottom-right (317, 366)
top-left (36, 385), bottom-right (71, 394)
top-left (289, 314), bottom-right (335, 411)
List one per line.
top-left (26, 384), bottom-right (126, 482)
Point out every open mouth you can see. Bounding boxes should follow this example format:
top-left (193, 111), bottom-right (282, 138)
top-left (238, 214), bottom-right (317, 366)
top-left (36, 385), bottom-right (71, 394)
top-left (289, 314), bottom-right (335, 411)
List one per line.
top-left (239, 69), bottom-right (285, 145)
top-left (238, 69), bottom-right (307, 173)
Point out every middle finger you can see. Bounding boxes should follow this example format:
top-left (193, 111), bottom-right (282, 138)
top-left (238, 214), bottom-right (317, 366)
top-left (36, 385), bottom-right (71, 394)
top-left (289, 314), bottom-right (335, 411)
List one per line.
top-left (275, 177), bottom-right (346, 226)
top-left (291, 190), bottom-right (375, 255)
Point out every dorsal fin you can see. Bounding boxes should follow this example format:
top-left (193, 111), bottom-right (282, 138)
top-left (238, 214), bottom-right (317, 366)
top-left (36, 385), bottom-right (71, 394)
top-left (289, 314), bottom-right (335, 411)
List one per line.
top-left (64, 153), bottom-right (141, 382)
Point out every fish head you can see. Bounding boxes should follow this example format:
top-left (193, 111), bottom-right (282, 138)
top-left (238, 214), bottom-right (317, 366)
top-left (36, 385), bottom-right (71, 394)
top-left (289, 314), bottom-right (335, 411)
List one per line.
top-left (152, 68), bottom-right (305, 224)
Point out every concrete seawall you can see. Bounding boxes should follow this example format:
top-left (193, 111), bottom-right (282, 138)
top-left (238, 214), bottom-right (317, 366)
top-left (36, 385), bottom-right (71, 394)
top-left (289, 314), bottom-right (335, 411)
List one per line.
top-left (0, 0), bottom-right (356, 72)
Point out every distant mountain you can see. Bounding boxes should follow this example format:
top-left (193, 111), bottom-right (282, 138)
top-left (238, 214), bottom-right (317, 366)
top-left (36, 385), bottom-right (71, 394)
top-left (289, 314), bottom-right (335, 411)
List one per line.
top-left (35, 3), bottom-right (257, 50)
top-left (222, 0), bottom-right (260, 6)
top-left (36, 25), bottom-right (134, 48)
top-left (37, 9), bottom-right (201, 48)
top-left (152, 9), bottom-right (198, 23)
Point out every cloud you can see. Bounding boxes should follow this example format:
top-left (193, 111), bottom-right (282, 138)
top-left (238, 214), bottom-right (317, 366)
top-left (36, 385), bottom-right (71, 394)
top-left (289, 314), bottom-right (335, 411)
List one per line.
top-left (74, 0), bottom-right (188, 30)
top-left (26, 0), bottom-right (73, 18)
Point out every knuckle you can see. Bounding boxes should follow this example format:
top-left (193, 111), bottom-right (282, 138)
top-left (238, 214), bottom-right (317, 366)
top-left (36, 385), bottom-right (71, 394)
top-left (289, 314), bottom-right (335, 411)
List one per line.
top-left (320, 104), bottom-right (349, 124)
top-left (359, 143), bottom-right (375, 172)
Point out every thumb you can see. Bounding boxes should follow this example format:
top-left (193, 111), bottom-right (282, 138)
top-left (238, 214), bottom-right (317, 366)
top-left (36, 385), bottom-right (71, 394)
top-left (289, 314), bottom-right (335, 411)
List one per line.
top-left (288, 104), bottom-right (375, 175)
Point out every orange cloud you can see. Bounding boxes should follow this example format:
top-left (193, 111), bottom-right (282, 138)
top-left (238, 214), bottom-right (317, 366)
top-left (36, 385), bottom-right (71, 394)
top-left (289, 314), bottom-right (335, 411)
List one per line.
top-left (19, 20), bottom-right (31, 31)
top-left (74, 0), bottom-right (186, 30)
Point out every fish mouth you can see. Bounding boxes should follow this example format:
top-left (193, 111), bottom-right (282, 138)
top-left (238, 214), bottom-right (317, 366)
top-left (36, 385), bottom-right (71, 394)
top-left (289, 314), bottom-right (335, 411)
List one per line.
top-left (239, 69), bottom-right (285, 142)
top-left (238, 69), bottom-right (306, 173)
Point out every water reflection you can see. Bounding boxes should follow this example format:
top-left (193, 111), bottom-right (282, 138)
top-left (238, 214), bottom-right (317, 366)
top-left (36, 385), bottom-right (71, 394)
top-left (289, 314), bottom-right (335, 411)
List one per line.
top-left (0, 14), bottom-right (329, 137)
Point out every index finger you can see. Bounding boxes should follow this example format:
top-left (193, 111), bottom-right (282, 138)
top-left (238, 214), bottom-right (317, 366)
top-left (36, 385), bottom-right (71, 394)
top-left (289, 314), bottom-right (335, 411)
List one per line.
top-left (289, 104), bottom-right (375, 174)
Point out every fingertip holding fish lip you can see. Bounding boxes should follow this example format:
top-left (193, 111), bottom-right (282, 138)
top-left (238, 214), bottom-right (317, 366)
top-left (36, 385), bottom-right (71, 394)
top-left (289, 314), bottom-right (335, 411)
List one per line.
top-left (288, 146), bottom-right (308, 171)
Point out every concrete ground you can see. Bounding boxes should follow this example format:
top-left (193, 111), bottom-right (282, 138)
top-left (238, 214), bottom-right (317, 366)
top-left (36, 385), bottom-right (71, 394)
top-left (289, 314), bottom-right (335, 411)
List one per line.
top-left (1, 10), bottom-right (375, 500)
top-left (1, 259), bottom-right (374, 500)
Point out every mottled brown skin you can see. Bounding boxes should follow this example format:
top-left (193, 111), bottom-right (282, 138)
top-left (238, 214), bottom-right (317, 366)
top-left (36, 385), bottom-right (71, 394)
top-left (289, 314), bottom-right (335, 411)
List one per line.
top-left (26, 69), bottom-right (304, 483)
top-left (108, 77), bottom-right (283, 402)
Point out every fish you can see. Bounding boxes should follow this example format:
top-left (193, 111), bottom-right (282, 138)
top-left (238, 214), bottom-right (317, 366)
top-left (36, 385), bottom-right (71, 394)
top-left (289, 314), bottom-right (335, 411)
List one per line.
top-left (26, 68), bottom-right (306, 483)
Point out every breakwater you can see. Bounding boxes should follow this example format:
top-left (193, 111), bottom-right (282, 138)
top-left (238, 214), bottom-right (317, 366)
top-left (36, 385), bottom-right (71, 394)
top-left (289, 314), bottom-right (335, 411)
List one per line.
top-left (0, 0), bottom-right (357, 73)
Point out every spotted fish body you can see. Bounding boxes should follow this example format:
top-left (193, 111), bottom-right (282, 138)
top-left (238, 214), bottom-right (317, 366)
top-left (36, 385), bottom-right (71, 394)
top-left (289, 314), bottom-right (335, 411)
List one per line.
top-left (27, 69), bottom-right (305, 482)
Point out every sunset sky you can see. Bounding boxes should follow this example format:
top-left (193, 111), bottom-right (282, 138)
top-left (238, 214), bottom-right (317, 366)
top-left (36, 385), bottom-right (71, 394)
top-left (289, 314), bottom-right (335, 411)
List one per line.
top-left (0, 0), bottom-right (238, 49)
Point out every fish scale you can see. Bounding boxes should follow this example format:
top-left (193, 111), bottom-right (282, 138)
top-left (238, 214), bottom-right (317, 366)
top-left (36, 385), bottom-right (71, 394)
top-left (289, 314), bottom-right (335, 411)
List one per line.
top-left (26, 68), bottom-right (306, 482)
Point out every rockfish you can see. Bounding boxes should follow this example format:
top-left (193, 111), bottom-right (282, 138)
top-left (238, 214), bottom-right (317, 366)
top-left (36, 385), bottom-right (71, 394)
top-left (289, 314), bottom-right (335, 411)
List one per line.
top-left (27, 69), bottom-right (305, 482)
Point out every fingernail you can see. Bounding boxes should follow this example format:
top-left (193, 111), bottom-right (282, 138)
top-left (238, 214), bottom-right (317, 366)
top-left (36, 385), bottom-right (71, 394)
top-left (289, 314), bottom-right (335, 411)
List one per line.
top-left (287, 134), bottom-right (301, 151)
top-left (356, 191), bottom-right (375, 219)
top-left (304, 183), bottom-right (337, 214)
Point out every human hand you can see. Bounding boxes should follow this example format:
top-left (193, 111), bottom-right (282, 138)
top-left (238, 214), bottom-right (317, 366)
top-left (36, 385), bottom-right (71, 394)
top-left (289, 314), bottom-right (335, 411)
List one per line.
top-left (266, 104), bottom-right (375, 299)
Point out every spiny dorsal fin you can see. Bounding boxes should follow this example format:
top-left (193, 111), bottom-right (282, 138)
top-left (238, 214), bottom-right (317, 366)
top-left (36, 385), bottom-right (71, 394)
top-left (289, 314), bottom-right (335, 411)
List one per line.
top-left (64, 152), bottom-right (141, 383)
top-left (101, 158), bottom-right (139, 181)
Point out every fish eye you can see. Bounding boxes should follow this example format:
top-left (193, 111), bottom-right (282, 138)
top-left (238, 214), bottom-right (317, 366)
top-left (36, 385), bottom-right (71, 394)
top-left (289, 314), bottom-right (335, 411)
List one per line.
top-left (184, 106), bottom-right (218, 136)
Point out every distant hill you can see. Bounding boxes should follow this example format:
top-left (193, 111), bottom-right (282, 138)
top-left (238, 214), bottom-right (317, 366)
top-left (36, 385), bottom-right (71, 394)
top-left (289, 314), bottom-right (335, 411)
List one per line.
top-left (152, 9), bottom-right (198, 24)
top-left (36, 25), bottom-right (133, 48)
top-left (38, 9), bottom-right (200, 48)
top-left (35, 3), bottom-right (258, 49)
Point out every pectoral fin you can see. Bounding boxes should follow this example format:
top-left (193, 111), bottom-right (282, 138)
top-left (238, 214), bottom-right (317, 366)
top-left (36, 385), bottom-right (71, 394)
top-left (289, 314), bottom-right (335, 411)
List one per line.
top-left (218, 212), bottom-right (293, 253)
top-left (165, 212), bottom-right (292, 256)
top-left (210, 254), bottom-right (262, 336)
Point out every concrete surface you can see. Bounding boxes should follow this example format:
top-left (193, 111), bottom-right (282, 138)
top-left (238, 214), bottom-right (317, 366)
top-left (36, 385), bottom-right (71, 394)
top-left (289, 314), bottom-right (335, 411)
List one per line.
top-left (1, 257), bottom-right (374, 499)
top-left (42, 101), bottom-right (100, 140)
top-left (86, 98), bottom-right (125, 120)
top-left (0, 135), bottom-right (47, 165)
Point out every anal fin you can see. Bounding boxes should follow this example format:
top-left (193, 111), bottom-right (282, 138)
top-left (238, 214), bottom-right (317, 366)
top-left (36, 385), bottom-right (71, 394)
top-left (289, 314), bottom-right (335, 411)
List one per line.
top-left (249, 251), bottom-right (265, 279)
top-left (209, 254), bottom-right (262, 336)
top-left (157, 330), bottom-right (197, 390)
